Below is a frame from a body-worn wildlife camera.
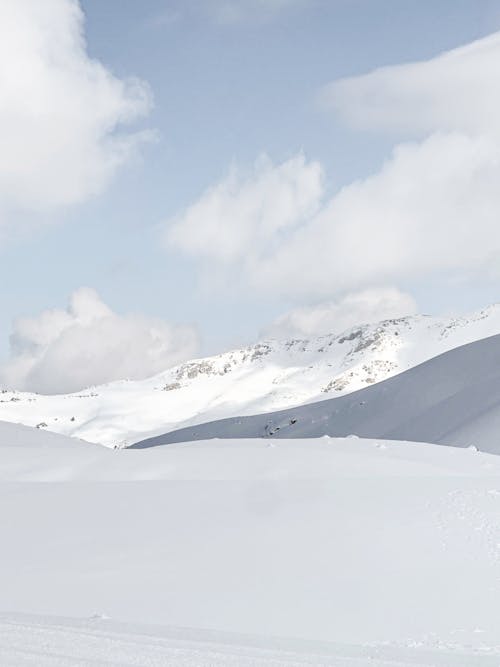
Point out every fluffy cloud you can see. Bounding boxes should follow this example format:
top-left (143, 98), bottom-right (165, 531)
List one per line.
top-left (263, 288), bottom-right (417, 339)
top-left (167, 32), bottom-right (500, 299)
top-left (0, 0), bottom-right (152, 232)
top-left (0, 289), bottom-right (199, 394)
top-left (167, 152), bottom-right (323, 265)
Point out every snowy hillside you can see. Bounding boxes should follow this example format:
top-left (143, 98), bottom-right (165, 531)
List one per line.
top-left (2, 304), bottom-right (500, 447)
top-left (2, 422), bottom-right (500, 664)
top-left (0, 424), bottom-right (500, 667)
top-left (134, 332), bottom-right (500, 454)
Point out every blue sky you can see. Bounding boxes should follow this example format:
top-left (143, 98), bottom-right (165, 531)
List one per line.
top-left (2, 0), bottom-right (500, 392)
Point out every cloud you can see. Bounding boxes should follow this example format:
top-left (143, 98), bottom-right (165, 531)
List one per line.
top-left (167, 152), bottom-right (324, 265)
top-left (320, 32), bottom-right (500, 137)
top-left (263, 288), bottom-right (417, 339)
top-left (0, 288), bottom-right (199, 394)
top-left (0, 0), bottom-right (152, 234)
top-left (167, 32), bottom-right (500, 300)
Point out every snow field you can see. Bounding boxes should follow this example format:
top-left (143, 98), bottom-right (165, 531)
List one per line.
top-left (1, 424), bottom-right (500, 664)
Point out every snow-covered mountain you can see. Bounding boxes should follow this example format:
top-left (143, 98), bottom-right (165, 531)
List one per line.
top-left (136, 331), bottom-right (500, 453)
top-left (2, 304), bottom-right (500, 447)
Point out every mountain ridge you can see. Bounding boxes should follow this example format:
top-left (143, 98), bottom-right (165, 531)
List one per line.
top-left (131, 331), bottom-right (500, 454)
top-left (2, 304), bottom-right (500, 446)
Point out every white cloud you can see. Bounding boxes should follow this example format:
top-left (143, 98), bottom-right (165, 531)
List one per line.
top-left (0, 288), bottom-right (199, 394)
top-left (263, 288), bottom-right (417, 339)
top-left (167, 32), bottom-right (500, 300)
top-left (167, 152), bottom-right (324, 265)
top-left (320, 32), bottom-right (500, 137)
top-left (0, 0), bottom-right (152, 233)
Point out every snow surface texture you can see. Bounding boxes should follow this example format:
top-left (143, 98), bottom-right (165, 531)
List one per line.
top-left (2, 304), bottom-right (500, 447)
top-left (132, 332), bottom-right (500, 453)
top-left (1, 421), bottom-right (500, 665)
top-left (3, 614), bottom-right (500, 667)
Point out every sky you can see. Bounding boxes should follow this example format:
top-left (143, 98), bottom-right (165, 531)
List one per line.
top-left (2, 0), bottom-right (500, 393)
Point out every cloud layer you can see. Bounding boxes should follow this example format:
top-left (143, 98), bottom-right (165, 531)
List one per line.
top-left (263, 288), bottom-right (417, 339)
top-left (0, 289), bottom-right (199, 394)
top-left (167, 32), bottom-right (500, 300)
top-left (0, 0), bottom-right (152, 234)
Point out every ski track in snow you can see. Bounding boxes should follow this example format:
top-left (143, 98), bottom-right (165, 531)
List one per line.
top-left (1, 614), bottom-right (499, 666)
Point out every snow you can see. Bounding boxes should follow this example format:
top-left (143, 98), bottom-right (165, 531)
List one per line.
top-left (0, 419), bottom-right (97, 450)
top-left (2, 304), bottom-right (500, 447)
top-left (2, 614), bottom-right (500, 666)
top-left (133, 331), bottom-right (500, 454)
top-left (1, 421), bottom-right (500, 664)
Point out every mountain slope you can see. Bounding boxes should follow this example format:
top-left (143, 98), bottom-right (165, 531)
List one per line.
top-left (131, 332), bottom-right (500, 454)
top-left (2, 304), bottom-right (500, 447)
top-left (0, 419), bottom-right (95, 450)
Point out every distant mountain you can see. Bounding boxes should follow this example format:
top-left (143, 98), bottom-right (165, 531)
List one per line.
top-left (2, 304), bottom-right (500, 447)
top-left (132, 332), bottom-right (500, 454)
